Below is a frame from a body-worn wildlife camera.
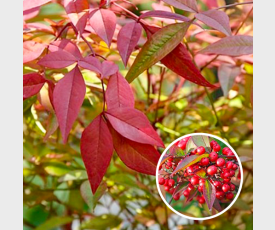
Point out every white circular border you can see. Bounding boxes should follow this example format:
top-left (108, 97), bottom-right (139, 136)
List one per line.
top-left (156, 133), bottom-right (244, 220)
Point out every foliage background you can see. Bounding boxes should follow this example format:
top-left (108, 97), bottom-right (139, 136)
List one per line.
top-left (23, 0), bottom-right (253, 229)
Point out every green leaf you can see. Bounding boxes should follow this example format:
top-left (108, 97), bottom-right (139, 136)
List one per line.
top-left (173, 181), bottom-right (189, 196)
top-left (168, 145), bottom-right (185, 156)
top-left (194, 168), bottom-right (207, 178)
top-left (81, 214), bottom-right (122, 229)
top-left (80, 180), bottom-right (107, 211)
top-left (186, 137), bottom-right (197, 153)
top-left (35, 216), bottom-right (73, 230)
top-left (202, 180), bottom-right (216, 211)
top-left (58, 170), bottom-right (88, 182)
top-left (126, 22), bottom-right (191, 83)
top-left (191, 135), bottom-right (210, 149)
top-left (171, 153), bottom-right (209, 176)
top-left (43, 162), bottom-right (71, 176)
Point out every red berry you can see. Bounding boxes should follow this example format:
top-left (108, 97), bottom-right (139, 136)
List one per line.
top-left (213, 144), bottom-right (221, 152)
top-left (186, 166), bottom-right (193, 174)
top-left (216, 191), bottom-right (224, 200)
top-left (226, 161), bottom-right (233, 169)
top-left (164, 186), bottom-right (170, 191)
top-left (209, 152), bottom-right (218, 162)
top-left (158, 177), bottom-right (165, 185)
top-left (213, 181), bottom-right (222, 189)
top-left (223, 172), bottom-right (230, 178)
top-left (216, 158), bottom-right (225, 167)
top-left (191, 149), bottom-right (197, 155)
top-left (183, 190), bottom-right (190, 197)
top-left (164, 179), bottom-right (169, 186)
top-left (210, 140), bottom-right (217, 148)
top-left (207, 165), bottom-right (217, 175)
top-left (169, 188), bottom-right (175, 194)
top-left (199, 179), bottom-right (205, 187)
top-left (222, 147), bottom-right (231, 155)
top-left (230, 184), bottom-right (235, 191)
top-left (222, 168), bottom-right (229, 173)
top-left (187, 184), bottom-right (194, 191)
top-left (222, 183), bottom-right (230, 192)
top-left (232, 164), bottom-right (238, 170)
top-left (168, 179), bottom-right (175, 187)
top-left (216, 191), bottom-right (225, 200)
top-left (177, 177), bottom-right (181, 183)
top-left (190, 176), bottom-right (199, 185)
top-left (229, 170), bottom-right (235, 177)
top-left (201, 157), bottom-right (210, 166)
top-left (223, 178), bottom-right (231, 183)
top-left (226, 192), bottom-right (234, 200)
top-left (168, 157), bottom-right (173, 162)
top-left (227, 151), bottom-right (234, 156)
top-left (173, 193), bottom-right (180, 200)
top-left (177, 139), bottom-right (187, 150)
top-left (197, 196), bottom-right (205, 204)
top-left (198, 186), bottom-right (203, 192)
top-left (166, 161), bottom-right (172, 168)
top-left (197, 146), bottom-right (205, 155)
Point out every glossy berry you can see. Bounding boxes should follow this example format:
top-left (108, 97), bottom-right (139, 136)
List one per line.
top-left (186, 166), bottom-right (193, 174)
top-left (223, 172), bottom-right (230, 178)
top-left (168, 157), bottom-right (173, 162)
top-left (222, 183), bottom-right (230, 192)
top-left (197, 196), bottom-right (205, 204)
top-left (207, 165), bottom-right (217, 175)
top-left (209, 152), bottom-right (218, 162)
top-left (158, 177), bottom-right (165, 185)
top-left (213, 181), bottom-right (222, 189)
top-left (201, 157), bottom-right (210, 166)
top-left (166, 161), bottom-right (172, 169)
top-left (169, 188), bottom-right (175, 194)
top-left (168, 179), bottom-right (175, 187)
top-left (223, 178), bottom-right (231, 183)
top-left (183, 190), bottom-right (190, 197)
top-left (197, 146), bottom-right (205, 155)
top-left (198, 186), bottom-right (203, 192)
top-left (230, 184), bottom-right (235, 191)
top-left (232, 164), bottom-right (238, 170)
top-left (229, 170), bottom-right (235, 177)
top-left (187, 184), bottom-right (194, 191)
top-left (222, 147), bottom-right (231, 155)
top-left (177, 139), bottom-right (187, 150)
top-left (164, 179), bottom-right (169, 186)
top-left (226, 161), bottom-right (233, 169)
top-left (173, 193), bottom-right (180, 200)
top-left (226, 192), bottom-right (234, 200)
top-left (213, 144), bottom-right (221, 152)
top-left (216, 158), bottom-right (225, 167)
top-left (164, 186), bottom-right (170, 191)
top-left (216, 191), bottom-right (225, 200)
top-left (210, 140), bottom-right (217, 148)
top-left (190, 176), bottom-right (199, 185)
top-left (199, 179), bottom-right (205, 187)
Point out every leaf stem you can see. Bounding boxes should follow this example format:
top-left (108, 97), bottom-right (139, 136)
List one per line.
top-left (101, 80), bottom-right (106, 111)
top-left (154, 68), bottom-right (165, 123)
top-left (214, 1), bottom-right (253, 10)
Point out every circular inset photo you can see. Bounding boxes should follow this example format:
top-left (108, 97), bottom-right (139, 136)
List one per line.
top-left (156, 133), bottom-right (243, 220)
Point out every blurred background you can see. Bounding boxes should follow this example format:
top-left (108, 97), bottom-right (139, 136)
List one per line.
top-left (23, 0), bottom-right (253, 229)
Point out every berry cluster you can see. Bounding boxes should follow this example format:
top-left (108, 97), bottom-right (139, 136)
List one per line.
top-left (158, 138), bottom-right (240, 210)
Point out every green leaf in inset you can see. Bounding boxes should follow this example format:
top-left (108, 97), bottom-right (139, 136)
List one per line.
top-left (168, 145), bottom-right (185, 156)
top-left (191, 135), bottom-right (210, 149)
top-left (126, 22), bottom-right (191, 83)
top-left (171, 153), bottom-right (209, 176)
top-left (186, 137), bottom-right (197, 153)
top-left (173, 181), bottom-right (189, 196)
top-left (34, 216), bottom-right (73, 230)
top-left (80, 180), bottom-right (107, 211)
top-left (202, 180), bottom-right (216, 211)
top-left (194, 168), bottom-right (207, 178)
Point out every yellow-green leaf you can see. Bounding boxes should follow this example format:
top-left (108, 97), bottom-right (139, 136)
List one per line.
top-left (126, 22), bottom-right (191, 83)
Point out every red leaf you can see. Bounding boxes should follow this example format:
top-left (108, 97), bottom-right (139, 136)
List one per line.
top-left (199, 35), bottom-right (253, 56)
top-left (23, 73), bottom-right (46, 100)
top-left (53, 66), bottom-right (86, 143)
top-left (78, 57), bottom-right (118, 79)
top-left (140, 10), bottom-right (191, 22)
top-left (89, 9), bottom-right (116, 47)
top-left (23, 41), bottom-right (45, 63)
top-left (203, 179), bottom-right (216, 210)
top-left (101, 61), bottom-right (119, 79)
top-left (78, 56), bottom-right (102, 73)
top-left (80, 115), bottom-right (113, 194)
top-left (106, 72), bottom-right (135, 110)
top-left (23, 0), bottom-right (51, 11)
top-left (64, 0), bottom-right (89, 35)
top-left (23, 6), bottom-right (40, 21)
top-left (49, 39), bottom-right (82, 60)
top-left (106, 107), bottom-right (164, 147)
top-left (195, 10), bottom-right (232, 36)
top-left (110, 127), bottom-right (160, 175)
top-left (162, 0), bottom-right (198, 13)
top-left (144, 26), bottom-right (215, 87)
top-left (38, 50), bottom-right (77, 68)
top-left (117, 22), bottom-right (142, 66)
top-left (218, 64), bottom-right (241, 96)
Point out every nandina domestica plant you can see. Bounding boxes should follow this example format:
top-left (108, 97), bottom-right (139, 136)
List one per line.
top-left (23, 0), bottom-right (253, 229)
top-left (158, 135), bottom-right (242, 217)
